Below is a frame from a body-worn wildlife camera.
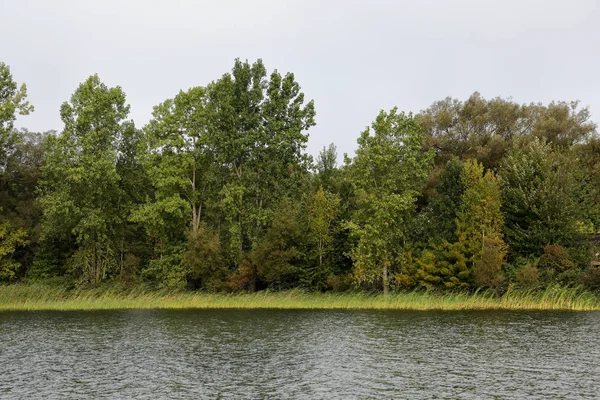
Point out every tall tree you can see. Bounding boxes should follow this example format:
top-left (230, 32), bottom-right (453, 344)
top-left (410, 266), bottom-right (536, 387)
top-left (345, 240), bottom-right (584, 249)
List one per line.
top-left (0, 62), bottom-right (34, 281)
top-left (39, 75), bottom-right (135, 285)
top-left (346, 108), bottom-right (433, 294)
top-left (134, 86), bottom-right (221, 287)
top-left (0, 130), bottom-right (47, 278)
top-left (207, 59), bottom-right (315, 281)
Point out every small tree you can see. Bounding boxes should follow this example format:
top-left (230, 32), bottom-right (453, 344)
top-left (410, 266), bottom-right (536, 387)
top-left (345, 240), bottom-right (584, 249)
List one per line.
top-left (456, 159), bottom-right (506, 289)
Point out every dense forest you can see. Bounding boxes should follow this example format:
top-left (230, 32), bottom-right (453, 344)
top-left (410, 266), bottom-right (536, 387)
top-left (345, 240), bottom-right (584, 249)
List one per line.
top-left (1, 59), bottom-right (599, 295)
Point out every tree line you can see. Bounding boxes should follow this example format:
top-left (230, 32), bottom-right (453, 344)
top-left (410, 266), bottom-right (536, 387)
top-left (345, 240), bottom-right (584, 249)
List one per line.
top-left (1, 59), bottom-right (599, 294)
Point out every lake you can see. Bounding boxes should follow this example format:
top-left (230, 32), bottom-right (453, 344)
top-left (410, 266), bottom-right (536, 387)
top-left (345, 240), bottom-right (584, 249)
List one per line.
top-left (1, 309), bottom-right (599, 399)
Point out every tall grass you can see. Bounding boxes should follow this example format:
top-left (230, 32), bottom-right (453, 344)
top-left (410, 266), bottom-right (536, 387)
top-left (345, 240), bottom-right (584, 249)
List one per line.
top-left (0, 283), bottom-right (598, 311)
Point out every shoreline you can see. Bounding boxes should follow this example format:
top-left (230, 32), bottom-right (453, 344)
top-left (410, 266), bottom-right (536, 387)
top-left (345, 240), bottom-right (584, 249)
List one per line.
top-left (1, 285), bottom-right (599, 311)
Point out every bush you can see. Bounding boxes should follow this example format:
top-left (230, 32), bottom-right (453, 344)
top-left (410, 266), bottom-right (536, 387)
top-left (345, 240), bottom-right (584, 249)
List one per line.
top-left (182, 224), bottom-right (226, 291)
top-left (515, 265), bottom-right (540, 290)
top-left (538, 244), bottom-right (573, 272)
top-left (141, 250), bottom-right (185, 290)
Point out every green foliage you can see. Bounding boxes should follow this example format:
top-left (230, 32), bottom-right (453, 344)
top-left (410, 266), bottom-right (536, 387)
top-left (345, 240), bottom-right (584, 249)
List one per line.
top-left (304, 186), bottom-right (340, 288)
top-left (474, 236), bottom-right (506, 295)
top-left (0, 218), bottom-right (28, 281)
top-left (515, 264), bottom-right (541, 290)
top-left (346, 107), bottom-right (433, 294)
top-left (500, 140), bottom-right (582, 257)
top-left (39, 75), bottom-right (136, 285)
top-left (401, 241), bottom-right (470, 290)
top-left (456, 159), bottom-right (505, 268)
top-left (252, 200), bottom-right (304, 289)
top-left (538, 244), bottom-right (573, 273)
top-left (135, 86), bottom-right (217, 269)
top-left (418, 157), bottom-right (465, 243)
top-left (315, 143), bottom-right (339, 191)
top-left (418, 92), bottom-right (596, 170)
top-left (2, 61), bottom-right (599, 296)
top-left (0, 62), bottom-right (34, 166)
top-left (141, 249), bottom-right (186, 290)
top-left (208, 59), bottom-right (315, 267)
top-left (182, 223), bottom-right (226, 291)
top-left (573, 138), bottom-right (600, 231)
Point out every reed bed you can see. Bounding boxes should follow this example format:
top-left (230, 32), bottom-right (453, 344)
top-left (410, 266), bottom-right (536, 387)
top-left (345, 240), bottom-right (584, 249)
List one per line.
top-left (0, 283), bottom-right (598, 311)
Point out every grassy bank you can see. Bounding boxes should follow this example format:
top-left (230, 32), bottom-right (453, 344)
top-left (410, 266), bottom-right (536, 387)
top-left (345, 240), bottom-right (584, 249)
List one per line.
top-left (1, 283), bottom-right (599, 311)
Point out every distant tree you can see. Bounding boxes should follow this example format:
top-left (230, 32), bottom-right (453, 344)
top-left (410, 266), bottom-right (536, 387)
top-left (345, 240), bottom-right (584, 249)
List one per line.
top-left (573, 138), bottom-right (600, 231)
top-left (346, 108), bottom-right (433, 294)
top-left (0, 130), bottom-right (47, 278)
top-left (182, 223), bottom-right (226, 291)
top-left (316, 143), bottom-right (339, 191)
top-left (417, 92), bottom-right (597, 170)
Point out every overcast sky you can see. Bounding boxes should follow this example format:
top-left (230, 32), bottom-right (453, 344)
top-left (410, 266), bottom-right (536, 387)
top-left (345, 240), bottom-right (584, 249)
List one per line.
top-left (1, 0), bottom-right (599, 160)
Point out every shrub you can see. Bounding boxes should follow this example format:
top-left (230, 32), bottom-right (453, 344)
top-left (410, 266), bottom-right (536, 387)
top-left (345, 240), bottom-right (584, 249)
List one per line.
top-left (538, 244), bottom-right (573, 272)
top-left (515, 265), bottom-right (540, 290)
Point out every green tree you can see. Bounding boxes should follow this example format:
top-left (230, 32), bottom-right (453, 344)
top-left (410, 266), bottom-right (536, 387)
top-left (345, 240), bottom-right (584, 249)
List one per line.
top-left (315, 143), bottom-right (339, 191)
top-left (500, 139), bottom-right (582, 257)
top-left (454, 159), bottom-right (506, 292)
top-left (402, 241), bottom-right (469, 290)
top-left (456, 159), bottom-right (505, 263)
top-left (417, 92), bottom-right (596, 170)
top-left (1, 62), bottom-right (34, 167)
top-left (182, 223), bottom-right (226, 291)
top-left (0, 130), bottom-right (47, 278)
top-left (346, 108), bottom-right (433, 294)
top-left (134, 87), bottom-right (219, 287)
top-left (207, 59), bottom-right (315, 283)
top-left (303, 186), bottom-right (340, 289)
top-left (417, 157), bottom-right (465, 244)
top-left (252, 199), bottom-right (304, 289)
top-left (39, 75), bottom-right (135, 285)
top-left (0, 63), bottom-right (35, 281)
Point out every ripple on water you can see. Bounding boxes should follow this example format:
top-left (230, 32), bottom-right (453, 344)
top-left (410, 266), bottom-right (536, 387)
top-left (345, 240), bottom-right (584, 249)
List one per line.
top-left (0, 309), bottom-right (599, 399)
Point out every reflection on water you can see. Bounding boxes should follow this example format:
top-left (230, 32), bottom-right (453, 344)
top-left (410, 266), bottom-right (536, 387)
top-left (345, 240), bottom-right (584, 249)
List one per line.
top-left (1, 309), bottom-right (599, 399)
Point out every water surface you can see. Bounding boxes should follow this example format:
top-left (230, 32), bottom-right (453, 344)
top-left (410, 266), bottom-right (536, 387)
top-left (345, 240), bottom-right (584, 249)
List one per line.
top-left (1, 309), bottom-right (599, 399)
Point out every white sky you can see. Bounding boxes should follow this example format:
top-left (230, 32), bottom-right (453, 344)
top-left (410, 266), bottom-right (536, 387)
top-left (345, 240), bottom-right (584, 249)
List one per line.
top-left (1, 0), bottom-right (599, 160)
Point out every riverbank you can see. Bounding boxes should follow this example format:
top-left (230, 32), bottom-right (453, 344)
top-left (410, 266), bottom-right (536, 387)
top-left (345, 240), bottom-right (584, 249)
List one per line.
top-left (1, 283), bottom-right (599, 311)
